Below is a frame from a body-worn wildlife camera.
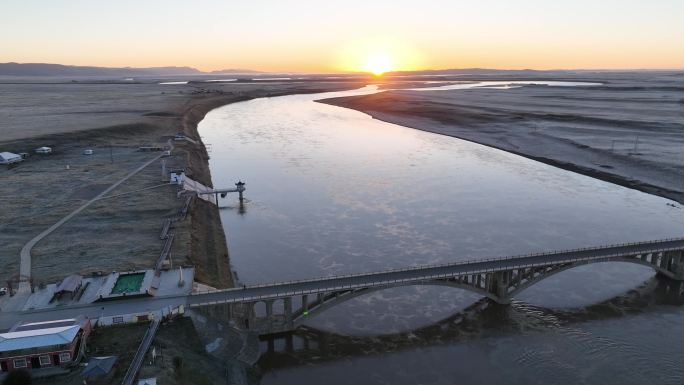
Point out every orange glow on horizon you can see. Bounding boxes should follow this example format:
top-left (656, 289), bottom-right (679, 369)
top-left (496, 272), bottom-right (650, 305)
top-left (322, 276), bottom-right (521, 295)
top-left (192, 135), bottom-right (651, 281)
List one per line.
top-left (2, 1), bottom-right (684, 73)
top-left (363, 53), bottom-right (394, 76)
top-left (335, 37), bottom-right (426, 75)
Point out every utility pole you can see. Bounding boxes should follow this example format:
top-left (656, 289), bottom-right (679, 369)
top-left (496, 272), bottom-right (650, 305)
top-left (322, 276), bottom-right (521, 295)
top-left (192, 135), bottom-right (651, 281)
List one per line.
top-left (110, 142), bottom-right (114, 164)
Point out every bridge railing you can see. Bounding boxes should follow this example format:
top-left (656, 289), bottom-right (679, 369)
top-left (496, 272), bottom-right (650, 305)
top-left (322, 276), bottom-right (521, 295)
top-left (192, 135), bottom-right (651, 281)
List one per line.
top-left (197, 237), bottom-right (684, 295)
top-left (189, 249), bottom-right (679, 306)
top-left (190, 237), bottom-right (684, 300)
top-left (189, 257), bottom-right (649, 306)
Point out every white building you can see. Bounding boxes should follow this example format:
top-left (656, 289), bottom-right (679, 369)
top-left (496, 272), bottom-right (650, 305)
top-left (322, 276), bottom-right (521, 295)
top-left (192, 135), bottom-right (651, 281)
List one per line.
top-left (0, 152), bottom-right (22, 165)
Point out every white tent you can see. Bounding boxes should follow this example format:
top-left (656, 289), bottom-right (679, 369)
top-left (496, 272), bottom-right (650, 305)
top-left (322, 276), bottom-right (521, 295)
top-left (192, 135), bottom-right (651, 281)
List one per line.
top-left (0, 152), bottom-right (22, 164)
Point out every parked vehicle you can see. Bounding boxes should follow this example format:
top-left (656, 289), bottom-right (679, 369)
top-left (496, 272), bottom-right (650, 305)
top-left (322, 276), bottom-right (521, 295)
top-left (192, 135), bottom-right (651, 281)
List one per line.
top-left (35, 146), bottom-right (52, 154)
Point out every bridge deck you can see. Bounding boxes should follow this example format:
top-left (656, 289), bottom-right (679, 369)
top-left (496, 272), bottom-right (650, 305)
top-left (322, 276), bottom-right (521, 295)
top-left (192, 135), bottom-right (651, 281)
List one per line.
top-left (189, 238), bottom-right (684, 306)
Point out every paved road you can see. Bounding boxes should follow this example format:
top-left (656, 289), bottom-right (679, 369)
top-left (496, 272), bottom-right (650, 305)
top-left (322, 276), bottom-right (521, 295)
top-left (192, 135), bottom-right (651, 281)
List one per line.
top-left (189, 238), bottom-right (684, 306)
top-left (17, 142), bottom-right (172, 293)
top-left (0, 294), bottom-right (187, 330)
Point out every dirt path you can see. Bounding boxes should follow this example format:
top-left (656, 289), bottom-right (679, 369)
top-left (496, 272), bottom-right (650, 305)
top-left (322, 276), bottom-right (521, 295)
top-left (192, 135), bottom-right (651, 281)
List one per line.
top-left (17, 141), bottom-right (173, 293)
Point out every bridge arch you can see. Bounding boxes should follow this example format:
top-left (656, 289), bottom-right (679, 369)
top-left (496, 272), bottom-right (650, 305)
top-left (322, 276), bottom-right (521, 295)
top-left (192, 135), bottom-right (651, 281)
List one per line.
top-left (507, 257), bottom-right (674, 298)
top-left (253, 298), bottom-right (288, 318)
top-left (253, 301), bottom-right (268, 316)
top-left (291, 280), bottom-right (498, 325)
top-left (290, 257), bottom-right (676, 325)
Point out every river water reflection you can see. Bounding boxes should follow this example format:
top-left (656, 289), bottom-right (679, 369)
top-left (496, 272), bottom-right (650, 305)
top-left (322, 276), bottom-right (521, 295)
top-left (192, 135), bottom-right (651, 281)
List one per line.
top-left (198, 84), bottom-right (684, 385)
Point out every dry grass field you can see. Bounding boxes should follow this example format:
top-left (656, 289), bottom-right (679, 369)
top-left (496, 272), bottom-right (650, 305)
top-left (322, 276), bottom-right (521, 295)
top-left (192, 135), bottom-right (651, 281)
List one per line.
top-left (0, 78), bottom-right (364, 287)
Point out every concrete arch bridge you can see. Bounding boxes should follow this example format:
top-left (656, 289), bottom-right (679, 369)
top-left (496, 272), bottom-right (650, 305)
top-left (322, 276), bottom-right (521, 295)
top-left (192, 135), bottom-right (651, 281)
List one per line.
top-left (188, 238), bottom-right (684, 335)
top-left (257, 278), bottom-right (682, 369)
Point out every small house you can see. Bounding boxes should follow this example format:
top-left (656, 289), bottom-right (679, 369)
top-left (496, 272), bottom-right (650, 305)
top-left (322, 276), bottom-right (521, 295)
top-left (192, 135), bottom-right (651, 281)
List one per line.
top-left (81, 356), bottom-right (118, 382)
top-left (0, 317), bottom-right (91, 373)
top-left (174, 132), bottom-right (186, 141)
top-left (35, 147), bottom-right (52, 154)
top-left (53, 274), bottom-right (83, 300)
top-left (0, 152), bottom-right (22, 165)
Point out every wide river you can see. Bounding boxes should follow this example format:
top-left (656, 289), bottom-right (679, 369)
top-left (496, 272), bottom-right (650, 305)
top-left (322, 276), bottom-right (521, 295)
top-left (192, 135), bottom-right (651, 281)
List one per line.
top-left (198, 83), bottom-right (684, 385)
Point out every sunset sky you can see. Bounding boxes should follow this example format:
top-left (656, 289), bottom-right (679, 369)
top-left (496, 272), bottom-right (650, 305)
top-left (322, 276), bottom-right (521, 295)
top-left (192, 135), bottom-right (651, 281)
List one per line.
top-left (1, 0), bottom-right (683, 73)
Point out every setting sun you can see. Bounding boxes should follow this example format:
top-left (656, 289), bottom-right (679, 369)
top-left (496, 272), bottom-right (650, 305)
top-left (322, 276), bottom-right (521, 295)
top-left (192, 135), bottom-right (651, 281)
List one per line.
top-left (363, 53), bottom-right (394, 76)
top-left (335, 37), bottom-right (425, 75)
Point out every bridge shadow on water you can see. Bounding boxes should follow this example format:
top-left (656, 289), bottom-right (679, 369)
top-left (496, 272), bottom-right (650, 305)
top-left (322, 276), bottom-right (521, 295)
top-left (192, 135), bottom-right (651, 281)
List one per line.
top-left (256, 277), bottom-right (684, 370)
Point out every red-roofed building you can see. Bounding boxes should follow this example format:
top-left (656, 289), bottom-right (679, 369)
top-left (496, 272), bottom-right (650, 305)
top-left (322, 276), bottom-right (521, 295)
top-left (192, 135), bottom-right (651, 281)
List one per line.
top-left (0, 316), bottom-right (91, 372)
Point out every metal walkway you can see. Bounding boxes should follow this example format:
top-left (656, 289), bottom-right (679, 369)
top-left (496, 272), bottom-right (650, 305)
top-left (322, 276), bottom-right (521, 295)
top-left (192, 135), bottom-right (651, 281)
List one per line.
top-left (120, 318), bottom-right (160, 385)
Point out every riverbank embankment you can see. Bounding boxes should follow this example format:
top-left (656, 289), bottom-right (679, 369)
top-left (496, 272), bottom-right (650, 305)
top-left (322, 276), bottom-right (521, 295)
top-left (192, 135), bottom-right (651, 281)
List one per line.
top-left (177, 83), bottom-right (367, 287)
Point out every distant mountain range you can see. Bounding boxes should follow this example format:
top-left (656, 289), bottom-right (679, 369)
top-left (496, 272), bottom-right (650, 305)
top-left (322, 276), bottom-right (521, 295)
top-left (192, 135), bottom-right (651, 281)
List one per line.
top-left (0, 62), bottom-right (263, 77)
top-left (209, 68), bottom-right (263, 74)
top-left (387, 68), bottom-right (552, 76)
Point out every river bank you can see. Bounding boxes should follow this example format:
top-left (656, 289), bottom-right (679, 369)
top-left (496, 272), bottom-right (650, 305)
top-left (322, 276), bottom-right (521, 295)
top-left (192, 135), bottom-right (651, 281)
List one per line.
top-left (318, 75), bottom-right (684, 205)
top-left (177, 83), bottom-right (368, 288)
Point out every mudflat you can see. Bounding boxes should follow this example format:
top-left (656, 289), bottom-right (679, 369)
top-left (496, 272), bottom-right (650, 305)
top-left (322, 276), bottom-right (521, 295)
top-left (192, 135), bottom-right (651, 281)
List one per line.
top-left (320, 72), bottom-right (684, 204)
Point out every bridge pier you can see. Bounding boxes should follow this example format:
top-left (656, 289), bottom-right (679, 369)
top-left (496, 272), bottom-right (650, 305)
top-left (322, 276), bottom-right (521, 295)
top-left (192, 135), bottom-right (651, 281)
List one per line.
top-left (284, 297), bottom-right (294, 329)
top-left (660, 252), bottom-right (671, 271)
top-left (490, 271), bottom-right (511, 304)
top-left (665, 251), bottom-right (684, 280)
top-left (302, 294), bottom-right (309, 313)
top-left (245, 302), bottom-right (256, 330)
top-left (266, 300), bottom-right (274, 330)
